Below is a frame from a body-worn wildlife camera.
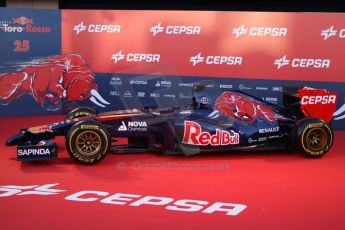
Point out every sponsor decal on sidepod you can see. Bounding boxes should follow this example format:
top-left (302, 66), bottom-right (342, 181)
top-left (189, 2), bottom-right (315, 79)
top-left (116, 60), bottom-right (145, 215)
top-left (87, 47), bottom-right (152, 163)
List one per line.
top-left (182, 121), bottom-right (240, 146)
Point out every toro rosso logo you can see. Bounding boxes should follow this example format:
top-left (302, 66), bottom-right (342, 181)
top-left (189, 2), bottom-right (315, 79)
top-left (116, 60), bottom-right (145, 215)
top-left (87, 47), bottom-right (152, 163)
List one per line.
top-left (182, 121), bottom-right (240, 146)
top-left (0, 16), bottom-right (51, 33)
top-left (0, 54), bottom-right (110, 110)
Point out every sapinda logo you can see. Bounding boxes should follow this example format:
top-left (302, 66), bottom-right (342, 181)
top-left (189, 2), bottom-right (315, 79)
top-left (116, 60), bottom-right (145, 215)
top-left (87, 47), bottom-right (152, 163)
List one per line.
top-left (73, 21), bottom-right (121, 35)
top-left (320, 26), bottom-right (345, 40)
top-left (111, 50), bottom-right (160, 64)
top-left (182, 121), bottom-right (240, 146)
top-left (0, 183), bottom-right (247, 216)
top-left (232, 24), bottom-right (288, 38)
top-left (0, 16), bottom-right (51, 33)
top-left (274, 55), bottom-right (331, 69)
top-left (149, 22), bottom-right (201, 37)
top-left (190, 52), bottom-right (242, 66)
top-left (18, 148), bottom-right (51, 156)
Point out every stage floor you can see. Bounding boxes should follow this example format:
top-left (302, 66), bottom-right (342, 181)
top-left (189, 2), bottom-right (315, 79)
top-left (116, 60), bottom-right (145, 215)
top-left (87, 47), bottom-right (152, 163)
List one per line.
top-left (1, 115), bottom-right (345, 230)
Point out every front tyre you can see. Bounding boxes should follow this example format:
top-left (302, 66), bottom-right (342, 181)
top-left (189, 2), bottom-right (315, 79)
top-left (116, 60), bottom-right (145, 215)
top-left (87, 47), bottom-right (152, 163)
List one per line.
top-left (66, 120), bottom-right (110, 164)
top-left (296, 118), bottom-right (333, 158)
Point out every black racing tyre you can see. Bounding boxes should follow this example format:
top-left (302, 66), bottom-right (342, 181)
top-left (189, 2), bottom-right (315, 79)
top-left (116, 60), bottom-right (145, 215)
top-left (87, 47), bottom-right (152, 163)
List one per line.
top-left (65, 107), bottom-right (96, 120)
top-left (296, 118), bottom-right (333, 158)
top-left (66, 120), bottom-right (110, 165)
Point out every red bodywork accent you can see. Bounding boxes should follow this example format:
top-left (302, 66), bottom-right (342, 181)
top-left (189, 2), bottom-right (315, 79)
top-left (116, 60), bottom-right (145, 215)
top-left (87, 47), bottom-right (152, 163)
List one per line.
top-left (298, 87), bottom-right (337, 123)
top-left (214, 92), bottom-right (276, 123)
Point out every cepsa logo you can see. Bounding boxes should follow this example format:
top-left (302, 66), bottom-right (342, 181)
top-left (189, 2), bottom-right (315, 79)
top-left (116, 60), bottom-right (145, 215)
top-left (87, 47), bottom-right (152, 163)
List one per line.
top-left (301, 95), bottom-right (336, 105)
top-left (111, 50), bottom-right (160, 64)
top-left (232, 24), bottom-right (288, 38)
top-left (0, 16), bottom-right (51, 33)
top-left (73, 21), bottom-right (121, 35)
top-left (274, 55), bottom-right (331, 69)
top-left (190, 52), bottom-right (243, 66)
top-left (182, 121), bottom-right (240, 146)
top-left (320, 26), bottom-right (345, 40)
top-left (0, 183), bottom-right (247, 216)
top-left (150, 22), bottom-right (201, 37)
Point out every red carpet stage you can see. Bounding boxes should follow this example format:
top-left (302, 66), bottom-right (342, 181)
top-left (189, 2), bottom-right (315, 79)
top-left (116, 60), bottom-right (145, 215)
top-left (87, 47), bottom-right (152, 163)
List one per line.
top-left (1, 115), bottom-right (345, 229)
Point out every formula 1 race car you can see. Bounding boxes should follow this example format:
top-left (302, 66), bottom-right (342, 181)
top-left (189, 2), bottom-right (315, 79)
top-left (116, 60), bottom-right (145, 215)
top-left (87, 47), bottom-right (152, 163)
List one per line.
top-left (6, 85), bottom-right (337, 164)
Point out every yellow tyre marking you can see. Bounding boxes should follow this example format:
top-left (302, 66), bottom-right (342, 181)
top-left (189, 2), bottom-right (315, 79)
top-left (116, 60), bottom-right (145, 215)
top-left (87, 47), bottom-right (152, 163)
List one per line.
top-left (68, 125), bottom-right (109, 163)
top-left (301, 123), bottom-right (332, 156)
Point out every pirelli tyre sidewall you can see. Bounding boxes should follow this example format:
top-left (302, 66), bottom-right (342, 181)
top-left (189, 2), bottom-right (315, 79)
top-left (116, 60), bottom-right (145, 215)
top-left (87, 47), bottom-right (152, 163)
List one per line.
top-left (66, 120), bottom-right (110, 165)
top-left (296, 118), bottom-right (333, 158)
top-left (65, 107), bottom-right (96, 120)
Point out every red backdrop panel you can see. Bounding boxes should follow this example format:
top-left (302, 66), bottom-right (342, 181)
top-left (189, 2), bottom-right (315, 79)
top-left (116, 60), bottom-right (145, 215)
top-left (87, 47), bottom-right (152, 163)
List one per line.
top-left (62, 10), bottom-right (345, 82)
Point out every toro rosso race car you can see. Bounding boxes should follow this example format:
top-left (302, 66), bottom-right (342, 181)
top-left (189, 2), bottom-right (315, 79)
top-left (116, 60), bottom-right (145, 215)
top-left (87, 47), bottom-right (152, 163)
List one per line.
top-left (6, 85), bottom-right (337, 164)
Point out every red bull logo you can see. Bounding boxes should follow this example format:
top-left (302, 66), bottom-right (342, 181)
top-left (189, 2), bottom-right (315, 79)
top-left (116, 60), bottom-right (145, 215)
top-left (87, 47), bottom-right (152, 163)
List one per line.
top-left (0, 54), bottom-right (110, 109)
top-left (12, 16), bottom-right (33, 25)
top-left (182, 121), bottom-right (240, 146)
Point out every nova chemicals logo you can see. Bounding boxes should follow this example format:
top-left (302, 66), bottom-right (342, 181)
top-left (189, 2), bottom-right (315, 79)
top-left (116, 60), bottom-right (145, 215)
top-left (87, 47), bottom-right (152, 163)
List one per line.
top-left (149, 22), bottom-right (201, 37)
top-left (190, 53), bottom-right (242, 66)
top-left (155, 80), bottom-right (172, 88)
top-left (274, 55), bottom-right (331, 69)
top-left (73, 21), bottom-right (121, 35)
top-left (117, 121), bottom-right (147, 132)
top-left (232, 24), bottom-right (288, 38)
top-left (111, 51), bottom-right (160, 63)
top-left (320, 26), bottom-right (345, 40)
top-left (117, 121), bottom-right (128, 131)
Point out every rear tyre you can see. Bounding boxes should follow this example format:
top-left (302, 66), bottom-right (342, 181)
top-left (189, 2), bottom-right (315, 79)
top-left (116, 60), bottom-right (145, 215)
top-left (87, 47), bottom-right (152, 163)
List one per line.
top-left (296, 118), bottom-right (333, 158)
top-left (65, 107), bottom-right (96, 120)
top-left (66, 120), bottom-right (110, 165)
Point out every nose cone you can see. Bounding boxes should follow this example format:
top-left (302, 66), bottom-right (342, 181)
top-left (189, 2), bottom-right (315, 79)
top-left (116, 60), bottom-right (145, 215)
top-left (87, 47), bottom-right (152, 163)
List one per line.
top-left (6, 131), bottom-right (29, 146)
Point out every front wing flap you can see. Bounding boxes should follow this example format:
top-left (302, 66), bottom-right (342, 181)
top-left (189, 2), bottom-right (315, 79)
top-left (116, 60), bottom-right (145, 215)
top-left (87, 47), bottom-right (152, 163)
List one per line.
top-left (17, 140), bottom-right (58, 161)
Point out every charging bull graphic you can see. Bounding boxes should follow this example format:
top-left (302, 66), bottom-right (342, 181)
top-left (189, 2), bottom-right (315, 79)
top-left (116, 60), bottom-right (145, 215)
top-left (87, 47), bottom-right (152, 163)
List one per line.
top-left (0, 54), bottom-right (110, 110)
top-left (215, 92), bottom-right (276, 123)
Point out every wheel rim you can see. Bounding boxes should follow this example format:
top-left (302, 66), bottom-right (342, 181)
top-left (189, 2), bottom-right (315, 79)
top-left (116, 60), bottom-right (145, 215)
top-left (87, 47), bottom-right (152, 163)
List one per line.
top-left (76, 131), bottom-right (101, 156)
top-left (305, 128), bottom-right (327, 151)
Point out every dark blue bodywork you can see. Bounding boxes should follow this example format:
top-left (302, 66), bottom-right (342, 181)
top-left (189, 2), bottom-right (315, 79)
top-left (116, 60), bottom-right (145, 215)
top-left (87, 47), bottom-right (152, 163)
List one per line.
top-left (6, 87), bottom-right (301, 155)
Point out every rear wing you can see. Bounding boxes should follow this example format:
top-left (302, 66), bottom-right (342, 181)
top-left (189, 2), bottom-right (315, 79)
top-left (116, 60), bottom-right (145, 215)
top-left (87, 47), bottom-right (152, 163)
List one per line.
top-left (283, 86), bottom-right (337, 123)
